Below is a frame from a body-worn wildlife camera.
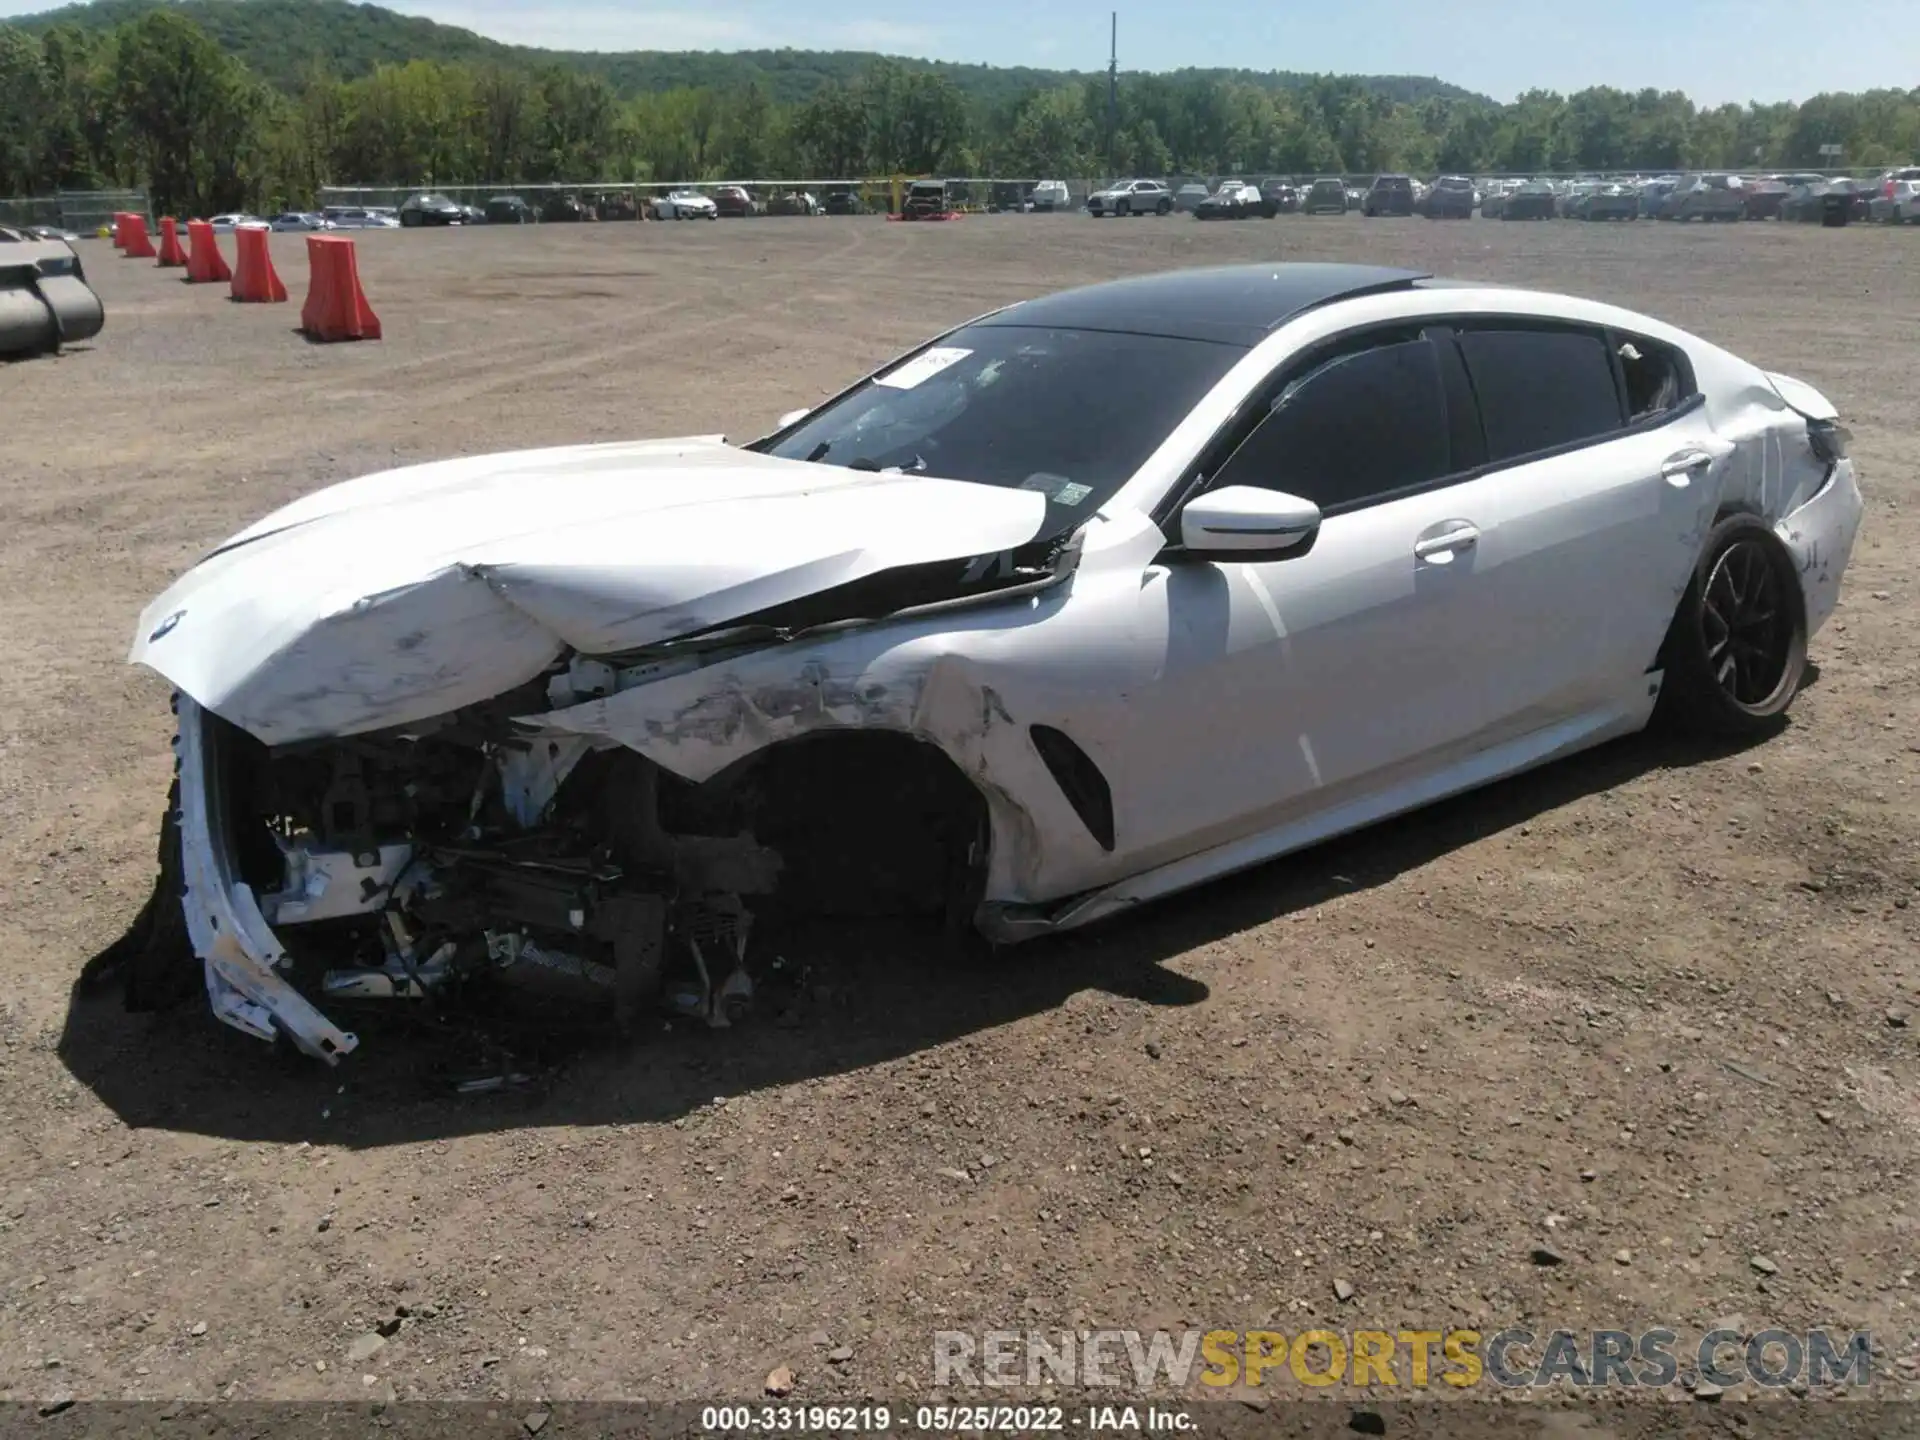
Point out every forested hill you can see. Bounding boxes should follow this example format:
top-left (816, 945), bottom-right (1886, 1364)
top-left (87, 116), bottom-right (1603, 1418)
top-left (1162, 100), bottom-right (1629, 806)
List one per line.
top-left (13, 0), bottom-right (1489, 108)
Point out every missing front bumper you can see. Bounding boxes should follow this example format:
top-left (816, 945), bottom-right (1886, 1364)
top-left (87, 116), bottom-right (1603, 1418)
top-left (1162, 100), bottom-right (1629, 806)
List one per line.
top-left (173, 696), bottom-right (360, 1062)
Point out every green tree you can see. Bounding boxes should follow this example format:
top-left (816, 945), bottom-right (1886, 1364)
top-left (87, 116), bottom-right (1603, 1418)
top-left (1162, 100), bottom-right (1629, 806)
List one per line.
top-left (718, 78), bottom-right (775, 178)
top-left (866, 62), bottom-right (968, 173)
top-left (0, 27), bottom-right (52, 194)
top-left (790, 80), bottom-right (867, 176)
top-left (114, 10), bottom-right (264, 214)
top-left (474, 65), bottom-right (539, 179)
top-left (534, 66), bottom-right (618, 179)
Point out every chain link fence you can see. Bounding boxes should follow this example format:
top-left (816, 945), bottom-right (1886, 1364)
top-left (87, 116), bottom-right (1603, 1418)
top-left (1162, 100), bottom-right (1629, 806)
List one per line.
top-left (0, 189), bottom-right (148, 234)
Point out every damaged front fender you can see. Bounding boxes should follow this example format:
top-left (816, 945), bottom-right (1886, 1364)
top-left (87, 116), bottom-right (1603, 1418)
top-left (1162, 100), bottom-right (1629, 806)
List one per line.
top-left (525, 622), bottom-right (1072, 903)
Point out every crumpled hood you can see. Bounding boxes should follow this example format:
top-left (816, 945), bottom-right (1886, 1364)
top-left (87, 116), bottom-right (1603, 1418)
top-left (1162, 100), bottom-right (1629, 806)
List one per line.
top-left (130, 435), bottom-right (1047, 746)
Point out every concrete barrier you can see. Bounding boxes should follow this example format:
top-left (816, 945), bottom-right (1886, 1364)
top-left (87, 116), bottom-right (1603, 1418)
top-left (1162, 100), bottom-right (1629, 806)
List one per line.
top-left (0, 240), bottom-right (106, 357)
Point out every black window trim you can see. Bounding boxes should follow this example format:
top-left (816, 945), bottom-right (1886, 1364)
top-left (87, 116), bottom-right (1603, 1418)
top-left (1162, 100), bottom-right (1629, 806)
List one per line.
top-left (1154, 318), bottom-right (1464, 528)
top-left (1156, 312), bottom-right (1707, 535)
top-left (1445, 316), bottom-right (1702, 477)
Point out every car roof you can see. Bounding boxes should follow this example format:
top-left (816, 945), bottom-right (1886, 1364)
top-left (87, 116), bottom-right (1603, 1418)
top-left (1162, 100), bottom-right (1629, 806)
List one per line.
top-left (975, 263), bottom-right (1431, 347)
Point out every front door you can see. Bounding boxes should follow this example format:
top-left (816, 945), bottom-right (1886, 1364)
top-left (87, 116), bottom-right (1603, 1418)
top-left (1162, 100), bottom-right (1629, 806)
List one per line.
top-left (1113, 326), bottom-right (1514, 869)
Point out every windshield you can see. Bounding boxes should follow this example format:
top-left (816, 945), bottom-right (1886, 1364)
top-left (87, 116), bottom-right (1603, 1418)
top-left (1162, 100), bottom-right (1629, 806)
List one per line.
top-left (759, 324), bottom-right (1245, 532)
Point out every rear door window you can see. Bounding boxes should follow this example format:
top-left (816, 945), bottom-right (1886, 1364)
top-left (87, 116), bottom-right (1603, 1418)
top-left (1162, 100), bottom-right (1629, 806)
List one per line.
top-left (1210, 335), bottom-right (1453, 512)
top-left (1456, 326), bottom-right (1624, 462)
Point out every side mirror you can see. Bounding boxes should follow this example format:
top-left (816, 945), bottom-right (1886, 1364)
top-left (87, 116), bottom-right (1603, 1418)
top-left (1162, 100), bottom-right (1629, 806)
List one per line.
top-left (776, 407), bottom-right (809, 430)
top-left (1179, 486), bottom-right (1321, 557)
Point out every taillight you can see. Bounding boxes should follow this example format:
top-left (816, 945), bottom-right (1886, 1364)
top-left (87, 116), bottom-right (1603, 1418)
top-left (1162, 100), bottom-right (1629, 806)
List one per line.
top-left (1808, 418), bottom-right (1851, 463)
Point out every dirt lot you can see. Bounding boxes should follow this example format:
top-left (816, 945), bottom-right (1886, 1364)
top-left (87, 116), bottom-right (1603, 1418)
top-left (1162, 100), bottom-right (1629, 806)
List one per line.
top-left (3, 212), bottom-right (1918, 1429)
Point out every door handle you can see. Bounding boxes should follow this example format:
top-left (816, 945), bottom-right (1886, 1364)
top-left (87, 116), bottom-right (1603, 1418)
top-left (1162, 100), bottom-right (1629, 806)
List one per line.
top-left (1661, 449), bottom-right (1714, 484)
top-left (1413, 524), bottom-right (1479, 561)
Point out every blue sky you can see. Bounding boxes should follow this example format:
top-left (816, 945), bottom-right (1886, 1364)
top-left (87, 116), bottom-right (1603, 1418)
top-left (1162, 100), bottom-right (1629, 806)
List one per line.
top-left (8, 0), bottom-right (1917, 105)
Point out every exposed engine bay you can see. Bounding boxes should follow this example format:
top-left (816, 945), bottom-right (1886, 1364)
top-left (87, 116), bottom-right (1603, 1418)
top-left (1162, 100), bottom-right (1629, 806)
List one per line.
top-left (227, 675), bottom-right (779, 1035)
top-left (168, 626), bottom-right (998, 1061)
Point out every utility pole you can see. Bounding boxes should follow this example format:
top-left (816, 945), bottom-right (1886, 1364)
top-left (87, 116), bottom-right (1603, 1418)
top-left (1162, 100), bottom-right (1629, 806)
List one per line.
top-left (1106, 12), bottom-right (1117, 180)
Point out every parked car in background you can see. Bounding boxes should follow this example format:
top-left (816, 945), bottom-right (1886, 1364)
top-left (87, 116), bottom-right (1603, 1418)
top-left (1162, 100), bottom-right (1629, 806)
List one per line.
top-left (1555, 180), bottom-right (1597, 217)
top-left (1502, 180), bottom-right (1559, 220)
top-left (317, 205), bottom-right (399, 230)
top-left (457, 203), bottom-right (487, 225)
top-left (1818, 178), bottom-right (1872, 223)
top-left (899, 179), bottom-right (957, 218)
top-left (484, 195), bottom-right (536, 225)
top-left (765, 190), bottom-right (823, 216)
top-left (269, 212), bottom-right (334, 231)
top-left (1029, 180), bottom-right (1072, 212)
top-left (1576, 183), bottom-right (1641, 220)
top-left (1086, 179), bottom-right (1174, 216)
top-left (1635, 178), bottom-right (1678, 217)
top-left (1344, 183), bottom-right (1366, 210)
top-left (1870, 167), bottom-right (1920, 223)
top-left (1780, 181), bottom-right (1870, 224)
top-left (205, 214), bottom-right (262, 233)
top-left (1420, 175), bottom-right (1475, 218)
top-left (651, 189), bottom-right (718, 220)
top-left (399, 192), bottom-right (464, 227)
top-left (1478, 180), bottom-right (1516, 218)
top-left (542, 194), bottom-right (589, 223)
top-left (1659, 175), bottom-right (1745, 222)
top-left (1302, 177), bottom-right (1349, 214)
top-left (1780, 183), bottom-right (1829, 223)
top-left (984, 181), bottom-right (1028, 212)
top-left (824, 188), bottom-right (865, 215)
top-left (1362, 174), bottom-right (1415, 216)
top-left (1171, 182), bottom-right (1211, 212)
top-left (713, 185), bottom-right (759, 218)
top-left (1739, 177), bottom-right (1791, 220)
top-left (1194, 181), bottom-right (1265, 220)
top-left (1260, 180), bottom-right (1300, 213)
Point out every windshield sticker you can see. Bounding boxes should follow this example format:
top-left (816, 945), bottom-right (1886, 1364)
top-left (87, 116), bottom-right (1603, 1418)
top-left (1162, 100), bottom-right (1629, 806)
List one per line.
top-left (1019, 474), bottom-right (1095, 506)
top-left (877, 347), bottom-right (972, 390)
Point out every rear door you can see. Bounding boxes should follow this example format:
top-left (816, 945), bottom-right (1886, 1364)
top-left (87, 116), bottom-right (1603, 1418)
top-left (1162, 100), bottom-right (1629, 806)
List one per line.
top-left (1442, 320), bottom-right (1725, 716)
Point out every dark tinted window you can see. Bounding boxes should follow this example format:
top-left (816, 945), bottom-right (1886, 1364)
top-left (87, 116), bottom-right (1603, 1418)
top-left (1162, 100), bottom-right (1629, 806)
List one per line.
top-left (1457, 327), bottom-right (1623, 461)
top-left (762, 325), bottom-right (1245, 535)
top-left (1211, 336), bottom-right (1451, 511)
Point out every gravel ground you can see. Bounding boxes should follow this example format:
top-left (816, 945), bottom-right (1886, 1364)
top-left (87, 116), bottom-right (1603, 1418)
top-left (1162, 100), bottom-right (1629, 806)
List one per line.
top-left (2, 212), bottom-right (1917, 1433)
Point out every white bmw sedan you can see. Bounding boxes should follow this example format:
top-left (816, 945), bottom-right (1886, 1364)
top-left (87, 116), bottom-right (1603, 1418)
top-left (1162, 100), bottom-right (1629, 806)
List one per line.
top-left (124, 264), bottom-right (1863, 1062)
top-left (651, 188), bottom-right (719, 220)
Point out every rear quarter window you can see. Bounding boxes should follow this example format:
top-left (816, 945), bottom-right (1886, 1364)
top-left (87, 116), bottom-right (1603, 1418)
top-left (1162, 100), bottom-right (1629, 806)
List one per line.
top-left (1456, 327), bottom-right (1624, 462)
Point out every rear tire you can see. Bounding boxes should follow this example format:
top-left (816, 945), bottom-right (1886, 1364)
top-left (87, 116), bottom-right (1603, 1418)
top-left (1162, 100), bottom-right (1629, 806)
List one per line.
top-left (1656, 515), bottom-right (1807, 738)
top-left (1156, 199), bottom-right (1172, 215)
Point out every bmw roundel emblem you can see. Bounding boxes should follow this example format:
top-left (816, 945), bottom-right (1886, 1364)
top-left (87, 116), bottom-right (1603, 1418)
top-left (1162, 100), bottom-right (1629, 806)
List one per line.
top-left (149, 609), bottom-right (187, 643)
